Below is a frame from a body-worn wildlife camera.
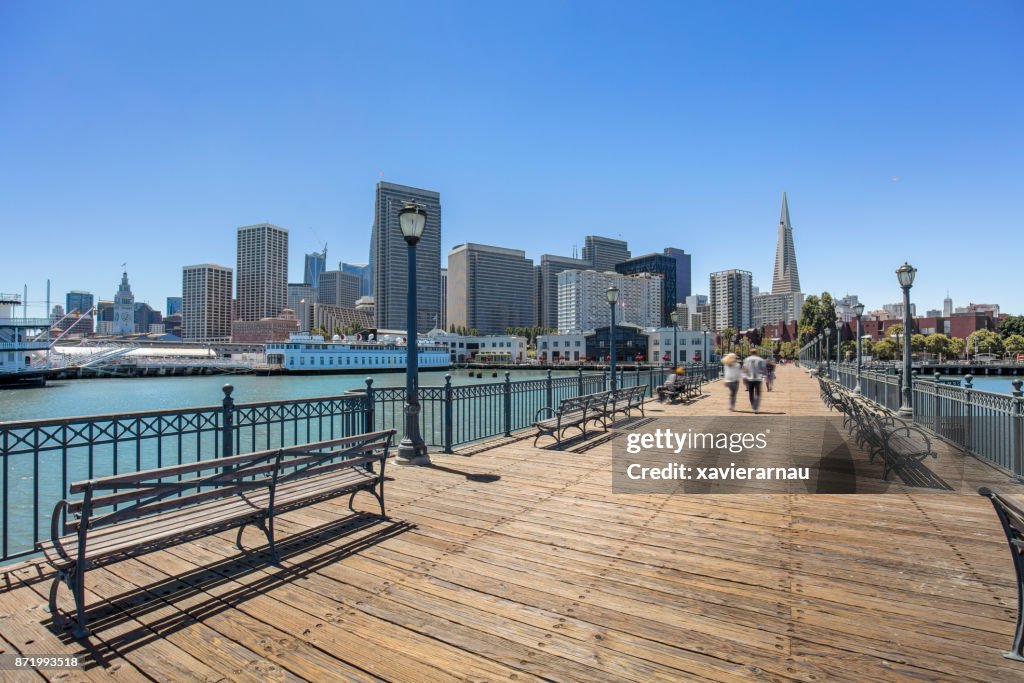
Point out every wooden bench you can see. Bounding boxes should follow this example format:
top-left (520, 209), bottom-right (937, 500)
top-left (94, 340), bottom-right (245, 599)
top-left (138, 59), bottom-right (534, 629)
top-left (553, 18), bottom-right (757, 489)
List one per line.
top-left (39, 430), bottom-right (395, 638)
top-left (657, 375), bottom-right (702, 403)
top-left (978, 487), bottom-right (1024, 661)
top-left (533, 395), bottom-right (595, 447)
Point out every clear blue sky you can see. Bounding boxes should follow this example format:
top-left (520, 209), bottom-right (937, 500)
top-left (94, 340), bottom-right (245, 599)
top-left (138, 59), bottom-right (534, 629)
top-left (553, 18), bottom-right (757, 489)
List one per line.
top-left (2, 1), bottom-right (1021, 317)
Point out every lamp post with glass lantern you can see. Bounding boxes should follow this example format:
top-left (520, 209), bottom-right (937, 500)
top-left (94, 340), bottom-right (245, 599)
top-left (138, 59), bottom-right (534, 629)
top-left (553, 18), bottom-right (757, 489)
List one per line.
top-left (702, 326), bottom-right (709, 378)
top-left (896, 262), bottom-right (917, 416)
top-left (670, 311), bottom-right (678, 368)
top-left (853, 303), bottom-right (865, 393)
top-left (825, 327), bottom-right (832, 377)
top-left (396, 201), bottom-right (430, 467)
top-left (607, 286), bottom-right (619, 391)
top-left (836, 316), bottom-right (842, 372)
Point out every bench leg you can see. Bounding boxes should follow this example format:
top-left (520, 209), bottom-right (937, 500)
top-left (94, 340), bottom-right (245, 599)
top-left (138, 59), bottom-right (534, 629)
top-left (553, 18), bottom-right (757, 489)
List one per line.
top-left (257, 517), bottom-right (279, 565)
top-left (48, 563), bottom-right (88, 638)
top-left (1006, 561), bottom-right (1024, 661)
top-left (235, 520), bottom-right (249, 551)
top-left (349, 485), bottom-right (387, 518)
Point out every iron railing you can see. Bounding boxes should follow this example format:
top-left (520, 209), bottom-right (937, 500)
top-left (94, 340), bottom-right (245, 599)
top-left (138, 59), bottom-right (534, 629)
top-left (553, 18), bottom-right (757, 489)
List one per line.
top-left (0, 365), bottom-right (723, 563)
top-left (829, 363), bottom-right (1024, 477)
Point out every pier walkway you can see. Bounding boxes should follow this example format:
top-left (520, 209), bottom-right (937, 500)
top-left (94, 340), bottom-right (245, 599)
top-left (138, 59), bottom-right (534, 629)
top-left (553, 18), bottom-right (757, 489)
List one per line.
top-left (1, 364), bottom-right (1023, 681)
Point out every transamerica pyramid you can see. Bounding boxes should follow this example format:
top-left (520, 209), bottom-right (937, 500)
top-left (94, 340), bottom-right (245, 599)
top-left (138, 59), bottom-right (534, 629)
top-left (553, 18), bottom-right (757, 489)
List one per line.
top-left (771, 192), bottom-right (801, 294)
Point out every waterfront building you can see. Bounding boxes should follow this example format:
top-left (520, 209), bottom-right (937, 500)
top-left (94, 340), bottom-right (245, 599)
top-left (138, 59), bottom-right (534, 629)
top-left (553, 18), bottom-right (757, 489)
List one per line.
top-left (304, 248), bottom-right (327, 289)
top-left (425, 329), bottom-right (528, 363)
top-left (447, 243), bottom-right (534, 335)
top-left (709, 269), bottom-right (753, 331)
top-left (318, 270), bottom-right (360, 309)
top-left (312, 304), bottom-right (374, 336)
top-left (582, 235), bottom-right (630, 273)
top-left (371, 181), bottom-right (441, 333)
top-left (182, 263), bottom-right (233, 341)
top-left (535, 332), bottom-right (588, 363)
top-left (0, 292), bottom-right (49, 386)
top-left (113, 271), bottom-right (136, 335)
top-left (614, 248), bottom-right (691, 325)
top-left (557, 270), bottom-right (662, 334)
top-left (646, 328), bottom-right (712, 365)
top-left (341, 263), bottom-right (372, 297)
top-left (231, 308), bottom-right (299, 343)
top-left (536, 254), bottom-right (590, 329)
top-left (586, 323), bottom-right (648, 362)
top-left (772, 192), bottom-right (801, 295)
top-left (752, 291), bottom-right (804, 328)
top-left (236, 223), bottom-right (289, 322)
top-left (287, 283), bottom-right (317, 333)
top-left (66, 290), bottom-right (94, 316)
top-left (166, 296), bottom-right (182, 316)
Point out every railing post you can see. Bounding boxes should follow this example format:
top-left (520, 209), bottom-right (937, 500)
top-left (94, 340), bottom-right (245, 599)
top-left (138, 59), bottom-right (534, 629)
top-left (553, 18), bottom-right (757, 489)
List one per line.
top-left (503, 371), bottom-right (512, 437)
top-left (221, 384), bottom-right (234, 458)
top-left (443, 374), bottom-right (453, 453)
top-left (1012, 379), bottom-right (1023, 479)
top-left (933, 371), bottom-right (941, 435)
top-left (578, 366), bottom-right (584, 397)
top-left (365, 377), bottom-right (375, 434)
top-left (964, 374), bottom-right (973, 454)
top-left (546, 369), bottom-right (553, 412)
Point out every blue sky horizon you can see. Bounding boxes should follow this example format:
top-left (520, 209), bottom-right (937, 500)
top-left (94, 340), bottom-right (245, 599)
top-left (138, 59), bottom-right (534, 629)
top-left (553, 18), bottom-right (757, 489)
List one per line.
top-left (2, 1), bottom-right (1021, 318)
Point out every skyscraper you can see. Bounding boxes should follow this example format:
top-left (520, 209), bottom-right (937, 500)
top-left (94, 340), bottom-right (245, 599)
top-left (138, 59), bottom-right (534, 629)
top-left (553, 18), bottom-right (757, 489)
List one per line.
top-left (537, 254), bottom-right (590, 329)
top-left (113, 271), bottom-right (135, 335)
top-left (582, 235), bottom-right (630, 272)
top-left (318, 270), bottom-right (361, 308)
top-left (166, 296), bottom-right (182, 316)
top-left (66, 290), bottom-right (94, 316)
top-left (447, 243), bottom-right (534, 334)
top-left (370, 182), bottom-right (441, 332)
top-left (709, 269), bottom-right (753, 331)
top-left (182, 264), bottom-right (233, 341)
top-left (236, 223), bottom-right (289, 322)
top-left (943, 292), bottom-right (953, 317)
top-left (557, 270), bottom-right (662, 334)
top-left (287, 283), bottom-right (316, 333)
top-left (341, 263), bottom-right (372, 297)
top-left (304, 248), bottom-right (327, 290)
top-left (614, 248), bottom-right (691, 325)
top-left (771, 192), bottom-right (801, 295)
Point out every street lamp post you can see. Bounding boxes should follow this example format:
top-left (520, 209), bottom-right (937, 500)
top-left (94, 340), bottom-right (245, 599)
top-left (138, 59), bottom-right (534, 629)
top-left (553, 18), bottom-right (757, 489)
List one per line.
top-left (825, 327), bottom-right (832, 378)
top-left (670, 311), bottom-right (678, 368)
top-left (702, 326), bottom-right (709, 379)
top-left (396, 201), bottom-right (430, 467)
top-left (607, 286), bottom-right (619, 391)
top-left (836, 316), bottom-right (842, 373)
top-left (896, 262), bottom-right (917, 416)
top-left (853, 303), bottom-right (865, 393)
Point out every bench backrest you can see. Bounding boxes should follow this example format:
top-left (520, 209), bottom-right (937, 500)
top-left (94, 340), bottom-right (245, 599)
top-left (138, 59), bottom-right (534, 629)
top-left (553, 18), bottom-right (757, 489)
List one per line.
top-left (979, 488), bottom-right (1024, 570)
top-left (61, 430), bottom-right (395, 534)
top-left (557, 395), bottom-right (590, 416)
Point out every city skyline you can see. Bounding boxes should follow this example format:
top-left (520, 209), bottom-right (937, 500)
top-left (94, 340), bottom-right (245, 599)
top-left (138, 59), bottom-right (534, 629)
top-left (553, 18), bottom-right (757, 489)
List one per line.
top-left (2, 3), bottom-right (1021, 316)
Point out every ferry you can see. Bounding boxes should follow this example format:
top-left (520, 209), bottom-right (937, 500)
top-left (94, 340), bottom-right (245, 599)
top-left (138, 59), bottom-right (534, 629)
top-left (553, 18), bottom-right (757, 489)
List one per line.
top-left (0, 292), bottom-right (50, 387)
top-left (265, 333), bottom-right (450, 373)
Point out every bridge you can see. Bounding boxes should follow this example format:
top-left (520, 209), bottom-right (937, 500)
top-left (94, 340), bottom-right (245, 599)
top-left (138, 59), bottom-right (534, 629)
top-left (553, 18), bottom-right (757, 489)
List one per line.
top-left (0, 364), bottom-right (1021, 681)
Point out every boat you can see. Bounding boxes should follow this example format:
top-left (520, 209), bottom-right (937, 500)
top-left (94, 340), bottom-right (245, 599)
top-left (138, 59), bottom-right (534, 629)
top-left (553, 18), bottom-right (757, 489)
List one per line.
top-left (265, 333), bottom-right (450, 373)
top-left (0, 292), bottom-right (50, 387)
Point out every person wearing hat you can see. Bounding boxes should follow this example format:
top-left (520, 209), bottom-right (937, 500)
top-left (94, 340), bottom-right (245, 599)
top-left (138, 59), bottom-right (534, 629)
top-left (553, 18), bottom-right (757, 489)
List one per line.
top-left (656, 366), bottom-right (686, 403)
top-left (722, 353), bottom-right (741, 411)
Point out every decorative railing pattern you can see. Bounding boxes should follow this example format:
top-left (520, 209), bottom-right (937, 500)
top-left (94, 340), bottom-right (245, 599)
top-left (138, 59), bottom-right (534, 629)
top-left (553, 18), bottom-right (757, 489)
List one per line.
top-left (0, 364), bottom-right (723, 563)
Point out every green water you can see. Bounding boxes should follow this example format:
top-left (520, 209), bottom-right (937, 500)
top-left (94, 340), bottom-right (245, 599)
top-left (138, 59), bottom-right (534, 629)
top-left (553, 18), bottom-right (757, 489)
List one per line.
top-left (0, 368), bottom-right (578, 423)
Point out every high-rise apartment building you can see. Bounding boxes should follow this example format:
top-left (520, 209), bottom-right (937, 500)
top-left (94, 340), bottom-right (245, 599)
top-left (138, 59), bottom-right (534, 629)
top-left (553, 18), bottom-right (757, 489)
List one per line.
top-left (66, 290), bottom-right (94, 316)
top-left (113, 271), bottom-right (136, 335)
top-left (709, 269), bottom-right (753, 331)
top-left (772, 192), bottom-right (801, 295)
top-left (537, 254), bottom-right (589, 329)
top-left (182, 264), bottom-right (233, 341)
top-left (304, 248), bottom-right (327, 290)
top-left (582, 235), bottom-right (630, 273)
top-left (557, 270), bottom-right (662, 334)
top-left (236, 223), bottom-right (288, 322)
top-left (752, 291), bottom-right (804, 328)
top-left (614, 248), bottom-right (691, 325)
top-left (318, 270), bottom-right (361, 309)
top-left (447, 243), bottom-right (534, 335)
top-left (370, 182), bottom-right (441, 332)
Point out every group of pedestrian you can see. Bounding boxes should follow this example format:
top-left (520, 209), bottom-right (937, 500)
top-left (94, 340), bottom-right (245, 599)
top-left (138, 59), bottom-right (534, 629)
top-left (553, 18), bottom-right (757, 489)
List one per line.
top-left (722, 350), bottom-right (776, 413)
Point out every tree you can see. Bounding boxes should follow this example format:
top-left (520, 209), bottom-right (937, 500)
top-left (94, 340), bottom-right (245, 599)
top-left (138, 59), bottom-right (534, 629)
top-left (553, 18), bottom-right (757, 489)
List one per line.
top-left (1000, 315), bottom-right (1024, 338)
top-left (841, 340), bottom-right (856, 361)
top-left (797, 292), bottom-right (839, 345)
top-left (967, 329), bottom-right (1004, 356)
top-left (947, 337), bottom-right (965, 358)
top-left (873, 339), bottom-right (898, 361)
top-left (1004, 334), bottom-right (1024, 357)
top-left (924, 333), bottom-right (951, 360)
top-left (910, 333), bottom-right (927, 353)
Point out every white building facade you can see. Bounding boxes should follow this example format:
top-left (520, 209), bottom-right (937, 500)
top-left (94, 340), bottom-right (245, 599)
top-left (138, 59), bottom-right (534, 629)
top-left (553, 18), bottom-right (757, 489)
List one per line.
top-left (646, 328), bottom-right (713, 366)
top-left (535, 332), bottom-right (588, 363)
top-left (557, 270), bottom-right (662, 334)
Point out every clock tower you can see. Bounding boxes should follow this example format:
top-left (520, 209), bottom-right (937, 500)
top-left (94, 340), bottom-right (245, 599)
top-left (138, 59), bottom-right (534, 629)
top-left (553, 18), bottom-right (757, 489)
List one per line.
top-left (113, 270), bottom-right (136, 336)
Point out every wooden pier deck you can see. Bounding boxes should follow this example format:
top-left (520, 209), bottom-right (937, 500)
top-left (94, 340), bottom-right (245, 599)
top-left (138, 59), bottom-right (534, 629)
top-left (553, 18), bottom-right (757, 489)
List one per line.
top-left (2, 364), bottom-right (1023, 681)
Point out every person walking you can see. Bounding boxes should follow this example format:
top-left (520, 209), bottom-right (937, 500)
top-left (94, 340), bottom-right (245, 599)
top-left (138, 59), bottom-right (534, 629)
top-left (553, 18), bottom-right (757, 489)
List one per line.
top-left (765, 358), bottom-right (776, 392)
top-left (722, 353), bottom-right (741, 411)
top-left (742, 349), bottom-right (766, 413)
